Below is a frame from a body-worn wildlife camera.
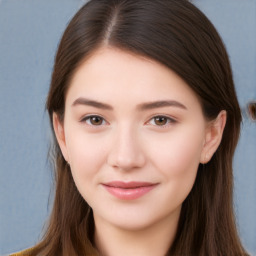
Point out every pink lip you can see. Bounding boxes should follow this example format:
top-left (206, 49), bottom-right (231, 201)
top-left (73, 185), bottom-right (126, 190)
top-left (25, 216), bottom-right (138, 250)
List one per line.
top-left (102, 181), bottom-right (158, 200)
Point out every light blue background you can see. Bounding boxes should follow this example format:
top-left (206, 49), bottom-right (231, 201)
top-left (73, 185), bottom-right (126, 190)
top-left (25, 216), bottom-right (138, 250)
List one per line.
top-left (0, 0), bottom-right (255, 255)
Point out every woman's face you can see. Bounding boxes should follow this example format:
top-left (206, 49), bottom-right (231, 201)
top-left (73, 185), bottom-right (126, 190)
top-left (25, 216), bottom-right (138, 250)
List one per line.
top-left (54, 48), bottom-right (212, 231)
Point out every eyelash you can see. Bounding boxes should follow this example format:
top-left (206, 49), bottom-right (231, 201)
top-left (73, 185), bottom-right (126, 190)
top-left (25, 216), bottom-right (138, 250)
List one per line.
top-left (80, 115), bottom-right (177, 127)
top-left (147, 115), bottom-right (177, 127)
top-left (80, 115), bottom-right (107, 126)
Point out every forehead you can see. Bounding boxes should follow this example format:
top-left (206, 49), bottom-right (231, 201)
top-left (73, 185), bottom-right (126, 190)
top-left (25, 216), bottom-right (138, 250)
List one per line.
top-left (66, 47), bottom-right (201, 110)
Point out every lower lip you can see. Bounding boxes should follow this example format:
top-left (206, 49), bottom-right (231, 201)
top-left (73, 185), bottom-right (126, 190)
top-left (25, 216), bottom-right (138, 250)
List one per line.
top-left (102, 184), bottom-right (157, 200)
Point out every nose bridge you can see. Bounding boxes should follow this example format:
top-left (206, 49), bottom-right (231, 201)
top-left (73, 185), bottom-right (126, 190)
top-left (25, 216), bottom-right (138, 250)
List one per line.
top-left (107, 122), bottom-right (145, 170)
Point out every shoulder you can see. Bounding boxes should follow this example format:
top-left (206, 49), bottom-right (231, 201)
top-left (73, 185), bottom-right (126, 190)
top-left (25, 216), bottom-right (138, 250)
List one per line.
top-left (9, 248), bottom-right (34, 256)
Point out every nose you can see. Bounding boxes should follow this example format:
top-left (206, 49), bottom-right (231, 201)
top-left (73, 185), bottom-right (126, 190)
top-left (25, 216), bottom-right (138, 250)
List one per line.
top-left (107, 125), bottom-right (146, 171)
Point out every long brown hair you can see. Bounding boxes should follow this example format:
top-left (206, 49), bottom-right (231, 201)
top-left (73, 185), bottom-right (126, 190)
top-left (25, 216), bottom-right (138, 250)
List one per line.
top-left (32, 0), bottom-right (248, 255)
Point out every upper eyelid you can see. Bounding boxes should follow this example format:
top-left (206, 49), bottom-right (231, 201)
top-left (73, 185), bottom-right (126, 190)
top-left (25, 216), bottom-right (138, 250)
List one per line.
top-left (80, 114), bottom-right (105, 121)
top-left (146, 114), bottom-right (177, 122)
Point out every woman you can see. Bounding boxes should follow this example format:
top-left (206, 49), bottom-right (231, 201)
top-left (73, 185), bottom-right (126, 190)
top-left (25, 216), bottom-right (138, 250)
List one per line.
top-left (11, 0), bottom-right (249, 255)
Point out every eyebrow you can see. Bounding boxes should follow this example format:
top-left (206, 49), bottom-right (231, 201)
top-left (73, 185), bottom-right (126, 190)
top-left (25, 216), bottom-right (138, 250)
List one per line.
top-left (72, 97), bottom-right (113, 110)
top-left (72, 97), bottom-right (187, 111)
top-left (137, 100), bottom-right (187, 111)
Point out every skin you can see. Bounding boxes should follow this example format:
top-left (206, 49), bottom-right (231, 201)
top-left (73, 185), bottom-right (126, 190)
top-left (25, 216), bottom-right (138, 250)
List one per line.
top-left (53, 47), bottom-right (226, 256)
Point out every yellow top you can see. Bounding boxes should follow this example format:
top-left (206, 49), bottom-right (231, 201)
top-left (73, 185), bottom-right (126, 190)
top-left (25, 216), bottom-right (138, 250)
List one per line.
top-left (9, 248), bottom-right (33, 256)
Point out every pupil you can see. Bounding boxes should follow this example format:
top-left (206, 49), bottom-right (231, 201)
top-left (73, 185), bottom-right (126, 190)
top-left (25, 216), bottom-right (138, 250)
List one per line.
top-left (91, 116), bottom-right (102, 125)
top-left (155, 117), bottom-right (167, 125)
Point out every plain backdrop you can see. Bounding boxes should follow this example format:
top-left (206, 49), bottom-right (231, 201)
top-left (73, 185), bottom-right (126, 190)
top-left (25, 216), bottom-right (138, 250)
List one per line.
top-left (0, 0), bottom-right (255, 255)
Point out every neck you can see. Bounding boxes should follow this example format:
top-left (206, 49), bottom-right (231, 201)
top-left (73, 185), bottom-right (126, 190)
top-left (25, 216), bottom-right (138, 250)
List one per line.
top-left (93, 209), bottom-right (180, 256)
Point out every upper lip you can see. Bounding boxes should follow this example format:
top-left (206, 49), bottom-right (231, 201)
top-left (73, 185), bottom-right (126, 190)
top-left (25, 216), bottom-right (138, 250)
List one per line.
top-left (102, 181), bottom-right (157, 189)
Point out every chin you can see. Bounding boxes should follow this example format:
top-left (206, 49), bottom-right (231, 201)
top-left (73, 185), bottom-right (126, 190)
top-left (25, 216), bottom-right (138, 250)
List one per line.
top-left (94, 204), bottom-right (181, 232)
top-left (110, 216), bottom-right (159, 231)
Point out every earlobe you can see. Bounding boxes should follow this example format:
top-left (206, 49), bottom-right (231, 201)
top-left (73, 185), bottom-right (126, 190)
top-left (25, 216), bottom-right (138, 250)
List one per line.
top-left (52, 113), bottom-right (69, 162)
top-left (200, 110), bottom-right (227, 164)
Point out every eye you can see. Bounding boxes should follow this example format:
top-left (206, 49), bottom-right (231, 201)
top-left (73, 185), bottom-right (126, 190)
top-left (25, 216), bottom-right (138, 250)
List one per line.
top-left (81, 115), bottom-right (106, 126)
top-left (148, 115), bottom-right (176, 126)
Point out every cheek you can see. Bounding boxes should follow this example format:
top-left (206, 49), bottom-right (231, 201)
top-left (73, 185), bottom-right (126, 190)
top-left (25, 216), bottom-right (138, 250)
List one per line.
top-left (148, 125), bottom-right (204, 193)
top-left (65, 131), bottom-right (108, 192)
top-left (155, 124), bottom-right (203, 167)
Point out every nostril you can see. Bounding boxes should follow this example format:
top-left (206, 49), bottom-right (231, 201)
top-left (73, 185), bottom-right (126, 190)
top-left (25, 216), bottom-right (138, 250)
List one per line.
top-left (247, 101), bottom-right (256, 121)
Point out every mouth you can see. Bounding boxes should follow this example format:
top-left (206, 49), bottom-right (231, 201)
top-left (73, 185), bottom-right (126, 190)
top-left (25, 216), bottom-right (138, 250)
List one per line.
top-left (101, 181), bottom-right (158, 200)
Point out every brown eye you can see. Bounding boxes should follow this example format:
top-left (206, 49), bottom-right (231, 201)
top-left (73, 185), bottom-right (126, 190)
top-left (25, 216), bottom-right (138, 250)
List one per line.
top-left (154, 116), bottom-right (168, 126)
top-left (82, 115), bottom-right (106, 126)
top-left (148, 116), bottom-right (176, 126)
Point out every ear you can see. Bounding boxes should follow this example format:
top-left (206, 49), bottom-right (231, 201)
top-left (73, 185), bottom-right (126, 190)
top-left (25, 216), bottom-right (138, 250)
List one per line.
top-left (52, 112), bottom-right (69, 163)
top-left (200, 110), bottom-right (227, 164)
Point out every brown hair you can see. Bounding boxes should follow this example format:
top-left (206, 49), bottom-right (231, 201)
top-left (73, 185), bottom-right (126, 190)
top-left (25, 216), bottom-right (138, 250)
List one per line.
top-left (32, 0), bottom-right (248, 255)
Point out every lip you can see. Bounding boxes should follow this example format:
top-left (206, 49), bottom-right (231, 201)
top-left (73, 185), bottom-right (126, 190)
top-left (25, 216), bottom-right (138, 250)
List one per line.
top-left (101, 181), bottom-right (158, 200)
